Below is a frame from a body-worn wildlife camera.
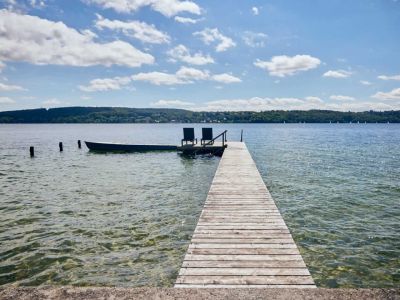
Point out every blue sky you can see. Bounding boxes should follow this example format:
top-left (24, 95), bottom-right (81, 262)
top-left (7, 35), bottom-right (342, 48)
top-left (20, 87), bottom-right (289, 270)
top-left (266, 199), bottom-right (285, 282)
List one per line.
top-left (0, 0), bottom-right (400, 111)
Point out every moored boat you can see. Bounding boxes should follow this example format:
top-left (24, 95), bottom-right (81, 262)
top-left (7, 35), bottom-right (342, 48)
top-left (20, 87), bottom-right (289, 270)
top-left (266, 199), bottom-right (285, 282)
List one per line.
top-left (85, 141), bottom-right (177, 152)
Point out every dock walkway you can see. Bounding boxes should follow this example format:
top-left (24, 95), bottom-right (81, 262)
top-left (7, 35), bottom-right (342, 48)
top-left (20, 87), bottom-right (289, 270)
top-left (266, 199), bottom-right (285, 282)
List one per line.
top-left (175, 142), bottom-right (315, 288)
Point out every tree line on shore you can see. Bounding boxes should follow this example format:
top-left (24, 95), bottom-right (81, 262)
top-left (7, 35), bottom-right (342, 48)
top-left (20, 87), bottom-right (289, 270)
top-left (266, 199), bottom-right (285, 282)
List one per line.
top-left (0, 107), bottom-right (399, 123)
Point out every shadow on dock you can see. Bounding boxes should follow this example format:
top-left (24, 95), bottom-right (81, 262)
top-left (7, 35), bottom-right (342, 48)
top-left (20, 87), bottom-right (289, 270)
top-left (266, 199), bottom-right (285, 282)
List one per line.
top-left (177, 143), bottom-right (227, 157)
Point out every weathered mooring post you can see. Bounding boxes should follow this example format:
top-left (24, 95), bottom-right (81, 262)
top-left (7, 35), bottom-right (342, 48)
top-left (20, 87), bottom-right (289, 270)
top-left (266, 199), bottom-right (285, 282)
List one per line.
top-left (240, 129), bottom-right (243, 142)
top-left (29, 146), bottom-right (34, 157)
top-left (59, 142), bottom-right (63, 152)
top-left (78, 140), bottom-right (81, 149)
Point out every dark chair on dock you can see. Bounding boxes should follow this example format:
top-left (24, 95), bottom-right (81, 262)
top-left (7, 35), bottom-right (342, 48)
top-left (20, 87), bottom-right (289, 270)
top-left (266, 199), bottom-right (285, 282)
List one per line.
top-left (201, 128), bottom-right (214, 145)
top-left (181, 128), bottom-right (197, 146)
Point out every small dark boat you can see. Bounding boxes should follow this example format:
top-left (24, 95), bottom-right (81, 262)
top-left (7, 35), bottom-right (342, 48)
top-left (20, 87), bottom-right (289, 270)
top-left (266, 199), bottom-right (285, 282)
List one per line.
top-left (85, 141), bottom-right (177, 152)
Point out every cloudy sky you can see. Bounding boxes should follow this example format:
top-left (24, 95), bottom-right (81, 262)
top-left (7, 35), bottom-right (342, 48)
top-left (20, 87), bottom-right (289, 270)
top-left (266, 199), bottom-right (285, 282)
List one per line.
top-left (0, 0), bottom-right (400, 112)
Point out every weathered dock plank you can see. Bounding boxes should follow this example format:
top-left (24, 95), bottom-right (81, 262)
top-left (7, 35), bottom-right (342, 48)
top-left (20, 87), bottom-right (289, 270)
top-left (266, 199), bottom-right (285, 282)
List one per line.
top-left (188, 243), bottom-right (298, 249)
top-left (175, 142), bottom-right (315, 288)
top-left (190, 238), bottom-right (296, 244)
top-left (186, 248), bottom-right (300, 255)
top-left (179, 268), bottom-right (310, 276)
top-left (181, 260), bottom-right (308, 268)
top-left (176, 275), bottom-right (315, 285)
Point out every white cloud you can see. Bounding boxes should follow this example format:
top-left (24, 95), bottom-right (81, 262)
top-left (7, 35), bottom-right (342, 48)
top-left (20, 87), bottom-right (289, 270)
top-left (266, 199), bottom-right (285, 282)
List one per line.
top-left (372, 88), bottom-right (400, 100)
top-left (194, 28), bottom-right (236, 52)
top-left (167, 44), bottom-right (214, 65)
top-left (132, 71), bottom-right (186, 85)
top-left (0, 96), bottom-right (15, 104)
top-left (254, 55), bottom-right (321, 77)
top-left (131, 67), bottom-right (207, 85)
top-left (174, 16), bottom-right (201, 24)
top-left (42, 98), bottom-right (63, 107)
top-left (305, 96), bottom-right (323, 103)
top-left (242, 31), bottom-right (268, 48)
top-left (324, 102), bottom-right (398, 112)
top-left (211, 73), bottom-right (241, 83)
top-left (81, 95), bottom-right (92, 100)
top-left (151, 99), bottom-right (195, 107)
top-left (175, 66), bottom-right (210, 81)
top-left (85, 0), bottom-right (201, 17)
top-left (29, 0), bottom-right (46, 8)
top-left (0, 10), bottom-right (154, 68)
top-left (5, 0), bottom-right (45, 11)
top-left (330, 95), bottom-right (355, 101)
top-left (0, 61), bottom-right (5, 72)
top-left (81, 67), bottom-right (242, 88)
top-left (131, 66), bottom-right (241, 85)
top-left (377, 74), bottom-right (400, 81)
top-left (95, 14), bottom-right (170, 44)
top-left (20, 96), bottom-right (36, 100)
top-left (322, 70), bottom-right (352, 78)
top-left (197, 97), bottom-right (315, 111)
top-left (79, 76), bottom-right (132, 92)
top-left (3, 0), bottom-right (26, 12)
top-left (360, 80), bottom-right (372, 86)
top-left (195, 97), bottom-right (400, 112)
top-left (0, 82), bottom-right (26, 91)
top-left (251, 6), bottom-right (259, 15)
top-left (4, 0), bottom-right (16, 7)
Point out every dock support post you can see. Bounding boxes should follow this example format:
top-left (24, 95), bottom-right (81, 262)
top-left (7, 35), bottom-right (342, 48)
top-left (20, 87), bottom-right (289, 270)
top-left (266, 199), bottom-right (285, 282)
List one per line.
top-left (59, 142), bottom-right (63, 152)
top-left (78, 140), bottom-right (81, 149)
top-left (240, 129), bottom-right (243, 142)
top-left (30, 146), bottom-right (34, 157)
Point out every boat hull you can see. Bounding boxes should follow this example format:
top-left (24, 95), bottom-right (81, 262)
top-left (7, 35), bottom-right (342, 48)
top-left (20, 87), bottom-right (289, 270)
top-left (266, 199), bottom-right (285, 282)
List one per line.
top-left (85, 141), bottom-right (177, 152)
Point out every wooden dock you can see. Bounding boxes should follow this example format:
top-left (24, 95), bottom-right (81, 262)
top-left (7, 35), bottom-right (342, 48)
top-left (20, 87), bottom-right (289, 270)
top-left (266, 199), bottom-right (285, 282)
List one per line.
top-left (177, 141), bottom-right (227, 155)
top-left (175, 142), bottom-right (315, 288)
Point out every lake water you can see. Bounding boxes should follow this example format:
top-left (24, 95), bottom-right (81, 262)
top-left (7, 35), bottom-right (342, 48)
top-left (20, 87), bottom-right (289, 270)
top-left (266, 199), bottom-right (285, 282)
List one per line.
top-left (0, 124), bottom-right (399, 287)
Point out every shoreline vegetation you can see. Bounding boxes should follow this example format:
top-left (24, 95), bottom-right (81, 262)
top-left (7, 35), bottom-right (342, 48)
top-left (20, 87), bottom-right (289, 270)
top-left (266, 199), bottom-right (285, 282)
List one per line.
top-left (0, 107), bottom-right (400, 123)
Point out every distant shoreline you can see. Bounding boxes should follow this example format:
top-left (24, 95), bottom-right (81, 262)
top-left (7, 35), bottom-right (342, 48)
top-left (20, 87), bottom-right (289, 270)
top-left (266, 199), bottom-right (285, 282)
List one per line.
top-left (0, 107), bottom-right (399, 123)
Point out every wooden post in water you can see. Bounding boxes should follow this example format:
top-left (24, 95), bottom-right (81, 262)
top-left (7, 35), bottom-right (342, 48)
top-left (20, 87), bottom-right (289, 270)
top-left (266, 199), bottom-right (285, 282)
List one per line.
top-left (29, 146), bottom-right (34, 157)
top-left (59, 142), bottom-right (63, 152)
top-left (240, 129), bottom-right (243, 142)
top-left (78, 140), bottom-right (81, 149)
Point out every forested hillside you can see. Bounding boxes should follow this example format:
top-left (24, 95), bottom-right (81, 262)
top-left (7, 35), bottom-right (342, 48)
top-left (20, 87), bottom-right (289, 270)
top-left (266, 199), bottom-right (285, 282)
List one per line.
top-left (0, 107), bottom-right (399, 123)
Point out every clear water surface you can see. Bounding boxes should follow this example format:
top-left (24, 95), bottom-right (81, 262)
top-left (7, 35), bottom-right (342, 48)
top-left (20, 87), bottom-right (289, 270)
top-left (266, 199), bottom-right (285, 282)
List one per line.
top-left (0, 123), bottom-right (399, 287)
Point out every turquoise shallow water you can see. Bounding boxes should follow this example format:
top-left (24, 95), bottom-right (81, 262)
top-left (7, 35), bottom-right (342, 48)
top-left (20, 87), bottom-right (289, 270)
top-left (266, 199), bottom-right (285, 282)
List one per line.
top-left (0, 123), bottom-right (399, 287)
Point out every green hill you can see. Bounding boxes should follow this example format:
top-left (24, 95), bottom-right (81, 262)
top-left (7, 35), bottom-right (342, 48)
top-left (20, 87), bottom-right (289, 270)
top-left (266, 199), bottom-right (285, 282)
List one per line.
top-left (0, 107), bottom-right (399, 123)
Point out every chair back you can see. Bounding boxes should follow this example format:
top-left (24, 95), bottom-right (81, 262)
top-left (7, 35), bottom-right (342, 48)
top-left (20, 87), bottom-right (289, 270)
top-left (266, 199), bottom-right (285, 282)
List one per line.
top-left (202, 127), bottom-right (213, 140)
top-left (183, 128), bottom-right (195, 140)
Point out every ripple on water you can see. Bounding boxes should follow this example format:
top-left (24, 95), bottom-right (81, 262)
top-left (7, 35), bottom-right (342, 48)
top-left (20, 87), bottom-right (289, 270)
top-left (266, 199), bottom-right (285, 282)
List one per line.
top-left (0, 123), bottom-right (399, 287)
top-left (249, 124), bottom-right (400, 288)
top-left (0, 130), bottom-right (218, 287)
